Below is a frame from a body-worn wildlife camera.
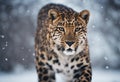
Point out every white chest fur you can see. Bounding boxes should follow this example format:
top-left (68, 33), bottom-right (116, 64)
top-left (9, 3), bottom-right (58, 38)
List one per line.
top-left (56, 73), bottom-right (72, 82)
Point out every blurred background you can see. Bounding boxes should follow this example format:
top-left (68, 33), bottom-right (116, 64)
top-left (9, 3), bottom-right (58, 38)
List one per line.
top-left (0, 0), bottom-right (120, 82)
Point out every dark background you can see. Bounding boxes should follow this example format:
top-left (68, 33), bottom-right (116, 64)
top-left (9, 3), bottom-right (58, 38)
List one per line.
top-left (0, 0), bottom-right (120, 72)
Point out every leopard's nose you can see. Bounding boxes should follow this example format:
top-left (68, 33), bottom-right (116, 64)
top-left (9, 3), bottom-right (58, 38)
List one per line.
top-left (66, 41), bottom-right (74, 46)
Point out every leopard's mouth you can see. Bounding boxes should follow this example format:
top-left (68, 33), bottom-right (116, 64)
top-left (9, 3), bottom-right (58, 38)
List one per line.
top-left (57, 45), bottom-right (78, 56)
top-left (56, 45), bottom-right (77, 56)
top-left (63, 48), bottom-right (76, 55)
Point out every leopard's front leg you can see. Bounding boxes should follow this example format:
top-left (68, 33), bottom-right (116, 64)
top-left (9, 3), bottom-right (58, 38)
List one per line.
top-left (73, 65), bottom-right (92, 82)
top-left (36, 64), bottom-right (55, 82)
top-left (35, 53), bottom-right (56, 82)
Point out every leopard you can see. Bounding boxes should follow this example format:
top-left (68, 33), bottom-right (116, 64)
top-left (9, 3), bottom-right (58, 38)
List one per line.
top-left (35, 3), bottom-right (92, 82)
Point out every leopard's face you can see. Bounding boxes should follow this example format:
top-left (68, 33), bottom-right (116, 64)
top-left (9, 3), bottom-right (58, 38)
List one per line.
top-left (48, 9), bottom-right (90, 56)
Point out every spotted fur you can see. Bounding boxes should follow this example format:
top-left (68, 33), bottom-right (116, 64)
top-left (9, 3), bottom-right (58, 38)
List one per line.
top-left (35, 3), bottom-right (92, 82)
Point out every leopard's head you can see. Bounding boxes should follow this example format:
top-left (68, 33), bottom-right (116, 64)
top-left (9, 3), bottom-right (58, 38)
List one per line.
top-left (48, 9), bottom-right (90, 56)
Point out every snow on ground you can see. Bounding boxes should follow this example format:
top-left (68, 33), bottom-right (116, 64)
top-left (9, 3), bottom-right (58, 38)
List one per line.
top-left (93, 69), bottom-right (120, 82)
top-left (0, 69), bottom-right (120, 82)
top-left (0, 70), bottom-right (37, 82)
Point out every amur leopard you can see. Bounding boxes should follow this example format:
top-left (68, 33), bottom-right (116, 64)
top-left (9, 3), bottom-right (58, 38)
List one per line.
top-left (35, 3), bottom-right (92, 82)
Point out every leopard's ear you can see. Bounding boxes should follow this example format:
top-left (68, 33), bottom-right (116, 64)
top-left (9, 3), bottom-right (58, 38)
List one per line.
top-left (48, 9), bottom-right (58, 21)
top-left (79, 10), bottom-right (90, 24)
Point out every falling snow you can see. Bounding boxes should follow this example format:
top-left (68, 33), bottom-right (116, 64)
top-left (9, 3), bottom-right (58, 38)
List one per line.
top-left (105, 66), bottom-right (109, 69)
top-left (22, 58), bottom-right (25, 61)
top-left (0, 35), bottom-right (5, 38)
top-left (101, 6), bottom-right (103, 9)
top-left (32, 53), bottom-right (35, 56)
top-left (5, 58), bottom-right (8, 61)
top-left (5, 42), bottom-right (8, 47)
top-left (26, 10), bottom-right (30, 13)
top-left (0, 1), bottom-right (120, 82)
top-left (104, 56), bottom-right (108, 61)
top-left (2, 47), bottom-right (5, 50)
top-left (92, 25), bottom-right (96, 28)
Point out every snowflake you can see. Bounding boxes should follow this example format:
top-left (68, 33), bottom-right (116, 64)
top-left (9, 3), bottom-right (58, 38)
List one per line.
top-left (27, 10), bottom-right (30, 13)
top-left (1, 35), bottom-right (5, 38)
top-left (105, 66), bottom-right (109, 70)
top-left (5, 58), bottom-right (8, 61)
top-left (5, 41), bottom-right (8, 47)
top-left (22, 58), bottom-right (25, 61)
top-left (92, 25), bottom-right (95, 28)
top-left (2, 47), bottom-right (5, 50)
top-left (32, 53), bottom-right (35, 56)
top-left (101, 6), bottom-right (103, 9)
top-left (104, 56), bottom-right (108, 61)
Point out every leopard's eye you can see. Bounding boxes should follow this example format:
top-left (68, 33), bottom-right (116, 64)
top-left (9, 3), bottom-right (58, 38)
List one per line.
top-left (58, 27), bottom-right (64, 31)
top-left (75, 27), bottom-right (80, 32)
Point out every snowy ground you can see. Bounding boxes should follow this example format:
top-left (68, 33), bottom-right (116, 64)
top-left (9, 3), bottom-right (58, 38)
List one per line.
top-left (93, 69), bottom-right (120, 82)
top-left (0, 69), bottom-right (120, 82)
